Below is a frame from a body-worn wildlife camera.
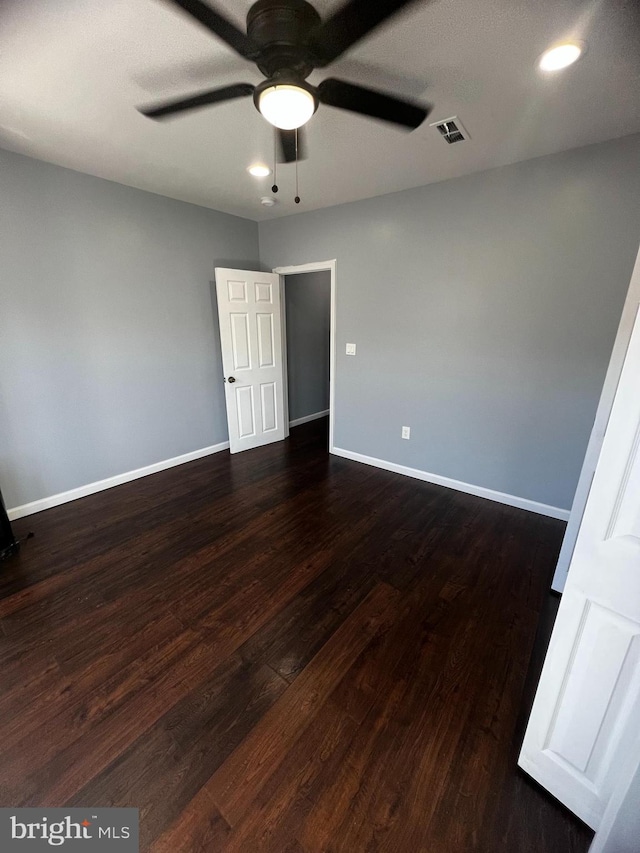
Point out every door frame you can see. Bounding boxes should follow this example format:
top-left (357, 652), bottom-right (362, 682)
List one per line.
top-left (273, 260), bottom-right (337, 453)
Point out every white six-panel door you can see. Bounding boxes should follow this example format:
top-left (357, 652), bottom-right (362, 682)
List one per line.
top-left (519, 301), bottom-right (640, 830)
top-left (215, 268), bottom-right (285, 454)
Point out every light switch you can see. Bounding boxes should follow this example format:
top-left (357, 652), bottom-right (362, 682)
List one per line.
top-left (346, 343), bottom-right (356, 355)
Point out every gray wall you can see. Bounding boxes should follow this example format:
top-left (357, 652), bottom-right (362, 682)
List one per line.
top-left (0, 148), bottom-right (259, 509)
top-left (260, 134), bottom-right (640, 511)
top-left (3, 135), bottom-right (640, 514)
top-left (285, 271), bottom-right (331, 422)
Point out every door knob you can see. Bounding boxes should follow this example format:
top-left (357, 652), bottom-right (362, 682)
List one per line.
top-left (227, 376), bottom-right (236, 383)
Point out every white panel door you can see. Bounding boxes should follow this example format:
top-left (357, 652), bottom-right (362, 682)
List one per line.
top-left (519, 305), bottom-right (640, 830)
top-left (215, 268), bottom-right (285, 454)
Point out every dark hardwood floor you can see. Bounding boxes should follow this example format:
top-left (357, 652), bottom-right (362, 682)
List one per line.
top-left (0, 418), bottom-right (593, 852)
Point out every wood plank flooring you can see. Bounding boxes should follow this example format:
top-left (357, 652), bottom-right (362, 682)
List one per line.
top-left (0, 418), bottom-right (593, 851)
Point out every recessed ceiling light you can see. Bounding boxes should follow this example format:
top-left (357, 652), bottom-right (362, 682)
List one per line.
top-left (539, 43), bottom-right (583, 72)
top-left (248, 164), bottom-right (271, 177)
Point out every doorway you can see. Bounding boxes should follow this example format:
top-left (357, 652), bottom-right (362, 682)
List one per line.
top-left (274, 261), bottom-right (337, 451)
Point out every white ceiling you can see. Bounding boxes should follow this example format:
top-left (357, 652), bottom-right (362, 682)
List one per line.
top-left (1, 0), bottom-right (639, 221)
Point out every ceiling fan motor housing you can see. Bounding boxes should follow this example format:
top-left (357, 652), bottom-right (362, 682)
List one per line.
top-left (247, 0), bottom-right (321, 78)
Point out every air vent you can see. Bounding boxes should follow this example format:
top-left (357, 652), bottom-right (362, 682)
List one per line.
top-left (430, 116), bottom-right (469, 144)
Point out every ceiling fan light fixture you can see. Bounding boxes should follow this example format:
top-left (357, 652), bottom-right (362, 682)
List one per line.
top-left (258, 84), bottom-right (316, 130)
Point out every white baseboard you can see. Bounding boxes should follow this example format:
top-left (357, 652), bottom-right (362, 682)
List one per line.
top-left (289, 409), bottom-right (330, 428)
top-left (331, 446), bottom-right (570, 521)
top-left (7, 441), bottom-right (230, 521)
top-left (8, 435), bottom-right (568, 523)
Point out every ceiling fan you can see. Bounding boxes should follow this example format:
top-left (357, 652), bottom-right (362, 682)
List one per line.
top-left (138, 0), bottom-right (432, 162)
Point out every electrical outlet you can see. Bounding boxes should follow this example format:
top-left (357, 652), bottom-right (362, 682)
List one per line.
top-left (402, 426), bottom-right (411, 440)
top-left (346, 343), bottom-right (356, 355)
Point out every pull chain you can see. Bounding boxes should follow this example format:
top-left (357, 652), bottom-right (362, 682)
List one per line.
top-left (294, 128), bottom-right (301, 204)
top-left (272, 129), bottom-right (278, 193)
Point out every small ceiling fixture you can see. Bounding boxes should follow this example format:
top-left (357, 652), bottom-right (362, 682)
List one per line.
top-left (248, 163), bottom-right (271, 177)
top-left (539, 43), bottom-right (583, 72)
top-left (260, 196), bottom-right (278, 207)
top-left (256, 82), bottom-right (317, 130)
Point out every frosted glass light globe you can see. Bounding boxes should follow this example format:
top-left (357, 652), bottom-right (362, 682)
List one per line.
top-left (259, 85), bottom-right (315, 130)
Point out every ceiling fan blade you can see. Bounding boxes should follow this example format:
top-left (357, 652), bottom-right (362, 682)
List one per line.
top-left (309, 0), bottom-right (423, 66)
top-left (138, 82), bottom-right (254, 119)
top-left (317, 78), bottom-right (429, 129)
top-left (277, 128), bottom-right (307, 163)
top-left (163, 0), bottom-right (258, 58)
